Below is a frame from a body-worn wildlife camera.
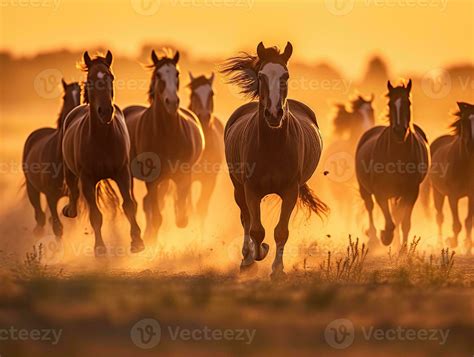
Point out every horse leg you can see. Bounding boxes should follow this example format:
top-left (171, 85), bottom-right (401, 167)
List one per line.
top-left (245, 185), bottom-right (269, 262)
top-left (433, 187), bottom-right (445, 244)
top-left (46, 193), bottom-right (63, 238)
top-left (464, 195), bottom-right (473, 254)
top-left (62, 167), bottom-right (79, 218)
top-left (400, 189), bottom-right (418, 252)
top-left (196, 175), bottom-right (217, 240)
top-left (115, 169), bottom-right (144, 253)
top-left (271, 185), bottom-right (298, 280)
top-left (448, 196), bottom-right (461, 248)
top-left (26, 181), bottom-right (45, 236)
top-left (173, 173), bottom-right (191, 228)
top-left (82, 178), bottom-right (106, 257)
top-left (375, 194), bottom-right (395, 246)
top-left (143, 180), bottom-right (159, 243)
top-left (360, 187), bottom-right (377, 245)
top-left (232, 181), bottom-right (254, 270)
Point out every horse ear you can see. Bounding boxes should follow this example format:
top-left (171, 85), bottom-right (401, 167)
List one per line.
top-left (406, 78), bottom-right (412, 92)
top-left (173, 51), bottom-right (180, 64)
top-left (209, 72), bottom-right (215, 84)
top-left (387, 80), bottom-right (394, 91)
top-left (151, 50), bottom-right (159, 65)
top-left (83, 51), bottom-right (92, 68)
top-left (62, 78), bottom-right (67, 90)
top-left (105, 50), bottom-right (113, 66)
top-left (281, 41), bottom-right (293, 63)
top-left (457, 101), bottom-right (469, 112)
top-left (370, 93), bottom-right (374, 102)
top-left (257, 42), bottom-right (266, 59)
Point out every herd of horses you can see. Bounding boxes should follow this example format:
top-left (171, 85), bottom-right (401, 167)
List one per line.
top-left (22, 42), bottom-right (473, 277)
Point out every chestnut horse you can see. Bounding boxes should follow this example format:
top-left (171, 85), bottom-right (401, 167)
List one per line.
top-left (62, 51), bottom-right (144, 256)
top-left (356, 80), bottom-right (429, 250)
top-left (429, 102), bottom-right (473, 253)
top-left (187, 72), bottom-right (223, 235)
top-left (23, 80), bottom-right (81, 238)
top-left (221, 42), bottom-right (328, 279)
top-left (124, 50), bottom-right (204, 243)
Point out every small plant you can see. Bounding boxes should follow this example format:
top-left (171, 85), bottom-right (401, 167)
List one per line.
top-left (12, 244), bottom-right (50, 279)
top-left (319, 235), bottom-right (369, 283)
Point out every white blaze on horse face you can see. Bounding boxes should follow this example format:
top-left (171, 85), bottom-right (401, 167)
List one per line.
top-left (394, 98), bottom-right (402, 125)
top-left (71, 89), bottom-right (79, 106)
top-left (194, 84), bottom-right (212, 109)
top-left (97, 71), bottom-right (105, 79)
top-left (260, 63), bottom-right (287, 117)
top-left (359, 103), bottom-right (373, 130)
top-left (158, 63), bottom-right (178, 100)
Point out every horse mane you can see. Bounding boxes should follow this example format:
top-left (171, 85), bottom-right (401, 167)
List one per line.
top-left (450, 110), bottom-right (464, 136)
top-left (82, 81), bottom-right (89, 104)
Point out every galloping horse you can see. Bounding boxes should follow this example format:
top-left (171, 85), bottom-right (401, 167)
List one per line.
top-left (23, 80), bottom-right (81, 238)
top-left (356, 80), bottom-right (429, 249)
top-left (332, 95), bottom-right (375, 142)
top-left (221, 42), bottom-right (328, 279)
top-left (187, 72), bottom-right (223, 234)
top-left (429, 102), bottom-right (473, 252)
top-left (124, 50), bottom-right (204, 243)
top-left (62, 51), bottom-right (144, 256)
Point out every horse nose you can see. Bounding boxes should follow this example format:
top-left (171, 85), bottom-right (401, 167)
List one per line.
top-left (277, 107), bottom-right (284, 118)
top-left (98, 105), bottom-right (113, 123)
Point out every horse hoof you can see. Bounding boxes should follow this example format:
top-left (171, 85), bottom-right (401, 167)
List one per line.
top-left (254, 243), bottom-right (269, 261)
top-left (33, 225), bottom-right (44, 237)
top-left (381, 230), bottom-right (394, 246)
top-left (240, 261), bottom-right (258, 275)
top-left (94, 245), bottom-right (107, 258)
top-left (62, 204), bottom-right (77, 218)
top-left (270, 270), bottom-right (287, 281)
top-left (447, 237), bottom-right (458, 249)
top-left (131, 239), bottom-right (145, 254)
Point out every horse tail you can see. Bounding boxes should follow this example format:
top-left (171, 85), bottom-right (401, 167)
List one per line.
top-left (299, 183), bottom-right (329, 218)
top-left (96, 180), bottom-right (120, 217)
top-left (419, 177), bottom-right (432, 218)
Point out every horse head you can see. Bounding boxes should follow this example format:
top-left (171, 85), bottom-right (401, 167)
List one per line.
top-left (188, 72), bottom-right (215, 125)
top-left (387, 79), bottom-right (412, 142)
top-left (149, 49), bottom-right (180, 116)
top-left (82, 50), bottom-right (115, 125)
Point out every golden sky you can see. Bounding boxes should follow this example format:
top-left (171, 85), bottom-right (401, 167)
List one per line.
top-left (1, 0), bottom-right (473, 77)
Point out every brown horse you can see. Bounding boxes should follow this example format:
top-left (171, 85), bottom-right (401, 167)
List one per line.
top-left (355, 80), bottom-right (429, 250)
top-left (221, 42), bottom-right (328, 279)
top-left (332, 95), bottom-right (375, 141)
top-left (428, 102), bottom-right (473, 252)
top-left (23, 80), bottom-right (81, 238)
top-left (187, 72), bottom-right (223, 235)
top-left (62, 51), bottom-right (144, 256)
top-left (22, 79), bottom-right (81, 238)
top-left (124, 50), bottom-right (204, 243)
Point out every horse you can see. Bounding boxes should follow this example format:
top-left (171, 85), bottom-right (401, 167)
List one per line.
top-left (62, 51), bottom-right (144, 256)
top-left (428, 102), bottom-right (473, 253)
top-left (187, 72), bottom-right (224, 235)
top-left (355, 80), bottom-right (430, 250)
top-left (123, 50), bottom-right (204, 243)
top-left (22, 79), bottom-right (81, 238)
top-left (323, 95), bottom-right (374, 232)
top-left (221, 42), bottom-right (329, 279)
